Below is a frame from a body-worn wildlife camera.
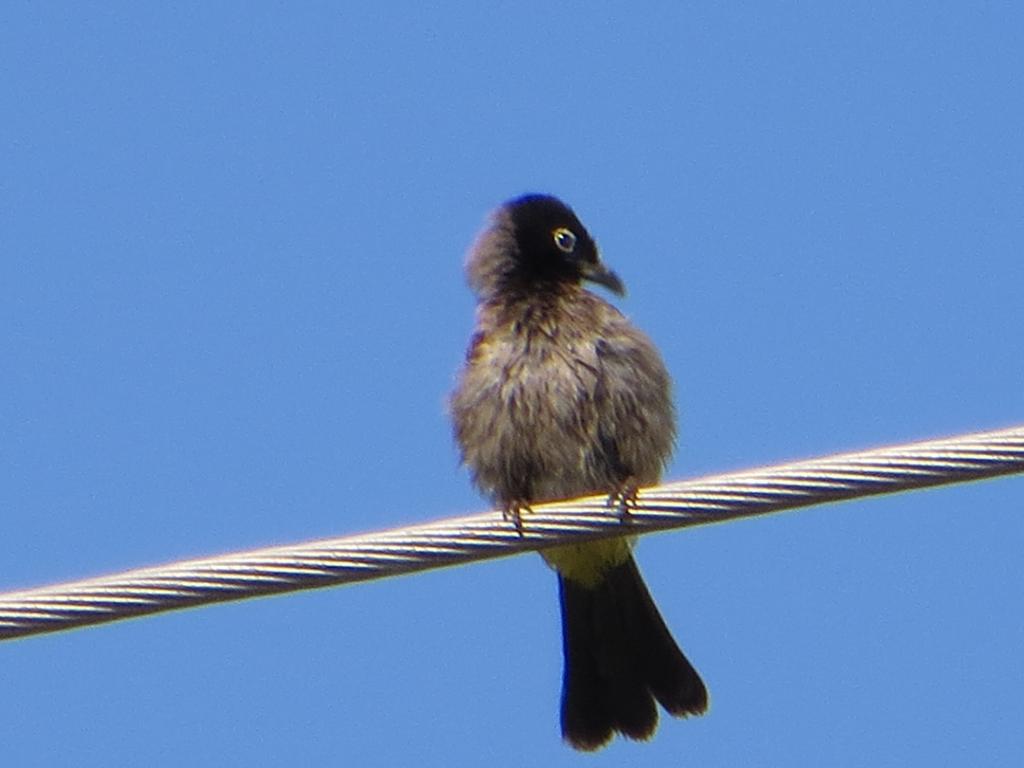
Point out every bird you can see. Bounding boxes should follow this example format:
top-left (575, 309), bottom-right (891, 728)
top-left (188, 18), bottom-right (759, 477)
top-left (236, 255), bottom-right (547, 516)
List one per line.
top-left (449, 193), bottom-right (708, 750)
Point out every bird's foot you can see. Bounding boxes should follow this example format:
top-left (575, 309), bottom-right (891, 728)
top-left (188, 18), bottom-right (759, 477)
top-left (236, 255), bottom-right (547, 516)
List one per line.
top-left (608, 478), bottom-right (640, 524)
top-left (502, 499), bottom-right (533, 536)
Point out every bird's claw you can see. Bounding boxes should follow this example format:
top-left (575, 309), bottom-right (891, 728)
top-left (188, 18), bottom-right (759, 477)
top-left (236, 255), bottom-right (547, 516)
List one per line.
top-left (608, 478), bottom-right (640, 524)
top-left (503, 500), bottom-right (532, 536)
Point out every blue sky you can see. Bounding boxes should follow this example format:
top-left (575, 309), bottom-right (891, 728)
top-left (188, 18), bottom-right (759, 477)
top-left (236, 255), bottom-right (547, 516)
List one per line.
top-left (2, 3), bottom-right (1023, 766)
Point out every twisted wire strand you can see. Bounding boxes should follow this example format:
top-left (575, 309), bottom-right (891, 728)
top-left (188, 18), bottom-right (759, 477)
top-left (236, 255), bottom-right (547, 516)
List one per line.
top-left (2, 424), bottom-right (1023, 641)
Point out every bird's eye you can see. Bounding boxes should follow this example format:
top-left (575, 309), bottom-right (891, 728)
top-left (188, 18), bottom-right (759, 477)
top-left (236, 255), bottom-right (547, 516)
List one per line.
top-left (552, 227), bottom-right (577, 253)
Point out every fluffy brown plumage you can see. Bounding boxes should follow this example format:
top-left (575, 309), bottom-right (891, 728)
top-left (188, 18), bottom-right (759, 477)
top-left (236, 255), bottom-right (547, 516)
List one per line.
top-left (450, 194), bottom-right (707, 750)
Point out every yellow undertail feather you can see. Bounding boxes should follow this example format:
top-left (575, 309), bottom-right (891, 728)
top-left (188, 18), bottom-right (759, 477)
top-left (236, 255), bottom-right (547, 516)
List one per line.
top-left (541, 536), bottom-right (636, 588)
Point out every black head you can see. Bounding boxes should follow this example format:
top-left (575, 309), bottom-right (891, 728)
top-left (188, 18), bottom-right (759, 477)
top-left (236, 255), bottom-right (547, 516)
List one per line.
top-left (466, 194), bottom-right (625, 301)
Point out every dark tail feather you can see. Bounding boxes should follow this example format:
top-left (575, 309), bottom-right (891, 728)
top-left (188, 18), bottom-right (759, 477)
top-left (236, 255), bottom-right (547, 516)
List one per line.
top-left (558, 555), bottom-right (708, 751)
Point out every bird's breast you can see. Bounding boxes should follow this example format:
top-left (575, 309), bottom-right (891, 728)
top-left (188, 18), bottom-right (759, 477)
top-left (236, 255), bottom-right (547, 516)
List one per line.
top-left (450, 294), bottom-right (674, 507)
top-left (453, 320), bottom-right (609, 502)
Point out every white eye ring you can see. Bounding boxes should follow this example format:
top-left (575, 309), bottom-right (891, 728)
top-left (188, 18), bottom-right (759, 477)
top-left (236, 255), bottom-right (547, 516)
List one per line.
top-left (552, 227), bottom-right (577, 253)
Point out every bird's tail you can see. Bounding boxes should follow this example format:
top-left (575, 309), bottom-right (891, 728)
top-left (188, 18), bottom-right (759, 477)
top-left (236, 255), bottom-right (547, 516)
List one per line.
top-left (557, 555), bottom-right (708, 751)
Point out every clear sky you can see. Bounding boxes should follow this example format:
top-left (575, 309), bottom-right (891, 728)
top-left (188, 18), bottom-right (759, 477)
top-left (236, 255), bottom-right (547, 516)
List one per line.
top-left (2, 3), bottom-right (1023, 766)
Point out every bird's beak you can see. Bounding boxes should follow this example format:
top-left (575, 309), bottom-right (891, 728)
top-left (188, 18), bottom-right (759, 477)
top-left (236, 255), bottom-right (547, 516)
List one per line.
top-left (580, 260), bottom-right (626, 296)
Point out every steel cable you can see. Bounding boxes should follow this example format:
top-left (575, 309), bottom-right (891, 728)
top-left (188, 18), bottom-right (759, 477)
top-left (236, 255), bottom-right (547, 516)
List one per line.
top-left (2, 424), bottom-right (1022, 641)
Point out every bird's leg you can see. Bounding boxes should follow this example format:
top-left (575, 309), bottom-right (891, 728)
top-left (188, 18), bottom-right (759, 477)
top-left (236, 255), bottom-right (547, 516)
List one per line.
top-left (608, 477), bottom-right (640, 524)
top-left (503, 499), bottom-right (533, 535)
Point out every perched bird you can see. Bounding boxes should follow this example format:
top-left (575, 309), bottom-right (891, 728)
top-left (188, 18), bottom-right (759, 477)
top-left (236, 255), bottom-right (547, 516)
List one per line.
top-left (450, 194), bottom-right (708, 750)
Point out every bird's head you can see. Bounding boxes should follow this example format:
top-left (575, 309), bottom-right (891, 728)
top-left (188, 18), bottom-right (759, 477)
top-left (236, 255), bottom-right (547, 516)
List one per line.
top-left (466, 194), bottom-right (624, 301)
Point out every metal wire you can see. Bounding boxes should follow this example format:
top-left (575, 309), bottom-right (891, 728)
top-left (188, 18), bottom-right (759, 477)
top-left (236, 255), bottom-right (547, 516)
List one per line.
top-left (2, 424), bottom-right (1023, 641)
